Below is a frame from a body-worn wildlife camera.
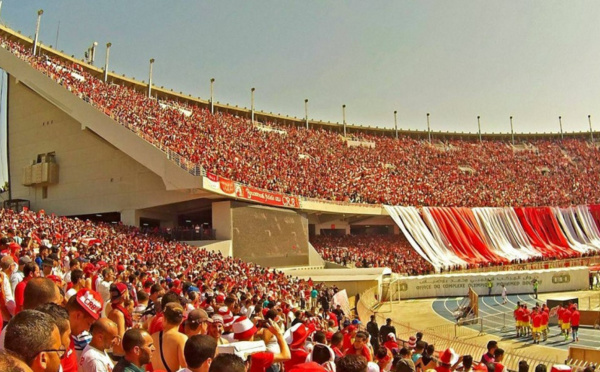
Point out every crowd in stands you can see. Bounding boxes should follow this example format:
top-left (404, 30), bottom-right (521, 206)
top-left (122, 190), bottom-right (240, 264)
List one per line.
top-left (0, 207), bottom-right (577, 372)
top-left (311, 234), bottom-right (600, 275)
top-left (2, 35), bottom-right (600, 209)
top-left (311, 235), bottom-right (435, 276)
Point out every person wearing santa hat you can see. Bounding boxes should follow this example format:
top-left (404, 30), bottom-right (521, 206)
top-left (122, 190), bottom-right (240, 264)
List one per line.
top-left (282, 323), bottom-right (314, 371)
top-left (208, 314), bottom-right (230, 345)
top-left (231, 316), bottom-right (291, 372)
top-left (436, 348), bottom-right (459, 372)
top-left (382, 333), bottom-right (398, 353)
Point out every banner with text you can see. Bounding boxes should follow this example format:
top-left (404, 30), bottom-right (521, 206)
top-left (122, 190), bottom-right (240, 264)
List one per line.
top-left (393, 267), bottom-right (588, 299)
top-left (204, 174), bottom-right (301, 208)
top-left (236, 185), bottom-right (301, 208)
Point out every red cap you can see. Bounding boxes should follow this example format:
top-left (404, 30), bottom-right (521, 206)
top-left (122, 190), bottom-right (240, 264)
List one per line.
top-left (46, 275), bottom-right (62, 285)
top-left (288, 362), bottom-right (327, 372)
top-left (75, 288), bottom-right (104, 320)
top-left (83, 263), bottom-right (97, 275)
top-left (110, 282), bottom-right (128, 302)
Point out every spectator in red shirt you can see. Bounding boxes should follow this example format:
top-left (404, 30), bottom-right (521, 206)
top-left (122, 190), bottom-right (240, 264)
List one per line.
top-left (561, 306), bottom-right (572, 340)
top-left (514, 302), bottom-right (523, 337)
top-left (282, 323), bottom-right (312, 371)
top-left (344, 331), bottom-right (372, 362)
top-left (570, 304), bottom-right (580, 342)
top-left (557, 304), bottom-right (565, 330)
top-left (493, 349), bottom-right (506, 372)
top-left (521, 306), bottom-right (531, 337)
top-left (382, 333), bottom-right (399, 353)
top-left (540, 307), bottom-right (549, 342)
top-left (531, 308), bottom-right (542, 344)
top-left (13, 262), bottom-right (40, 314)
top-left (330, 332), bottom-right (345, 359)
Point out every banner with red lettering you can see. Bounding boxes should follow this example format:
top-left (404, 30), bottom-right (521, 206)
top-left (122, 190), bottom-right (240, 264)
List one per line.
top-left (219, 177), bottom-right (235, 195)
top-left (205, 172), bottom-right (220, 191)
top-left (237, 185), bottom-right (300, 208)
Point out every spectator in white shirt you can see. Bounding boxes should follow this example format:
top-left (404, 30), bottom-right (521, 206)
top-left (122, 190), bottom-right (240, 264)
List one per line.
top-left (64, 258), bottom-right (81, 288)
top-left (0, 256), bottom-right (16, 321)
top-left (97, 268), bottom-right (114, 306)
top-left (79, 318), bottom-right (118, 372)
top-left (10, 256), bottom-right (31, 293)
top-left (66, 269), bottom-right (86, 301)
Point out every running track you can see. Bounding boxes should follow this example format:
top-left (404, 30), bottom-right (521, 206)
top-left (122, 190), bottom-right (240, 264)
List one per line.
top-left (432, 294), bottom-right (600, 350)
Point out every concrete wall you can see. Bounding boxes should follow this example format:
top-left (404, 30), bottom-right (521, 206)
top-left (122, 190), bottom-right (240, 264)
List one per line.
top-left (212, 201), bottom-right (232, 240)
top-left (0, 46), bottom-right (219, 222)
top-left (6, 75), bottom-right (202, 219)
top-left (308, 242), bottom-right (325, 267)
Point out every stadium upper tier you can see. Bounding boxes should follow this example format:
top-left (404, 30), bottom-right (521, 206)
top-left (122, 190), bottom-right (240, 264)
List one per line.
top-left (2, 26), bottom-right (600, 208)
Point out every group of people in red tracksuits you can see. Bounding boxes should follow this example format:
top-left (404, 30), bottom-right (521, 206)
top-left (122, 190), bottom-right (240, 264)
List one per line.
top-left (514, 301), bottom-right (580, 344)
top-left (557, 302), bottom-right (581, 342)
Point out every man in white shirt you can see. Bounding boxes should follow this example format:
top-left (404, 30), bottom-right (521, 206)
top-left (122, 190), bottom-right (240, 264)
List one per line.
top-left (10, 256), bottom-right (30, 293)
top-left (79, 317), bottom-right (118, 372)
top-left (97, 267), bottom-right (114, 305)
top-left (66, 269), bottom-right (86, 301)
top-left (63, 258), bottom-right (81, 288)
top-left (0, 256), bottom-right (16, 321)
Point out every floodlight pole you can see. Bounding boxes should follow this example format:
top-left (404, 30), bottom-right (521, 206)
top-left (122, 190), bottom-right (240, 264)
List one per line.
top-left (427, 113), bottom-right (431, 143)
top-left (104, 42), bottom-right (111, 82)
top-left (251, 88), bottom-right (255, 123)
top-left (210, 78), bottom-right (215, 114)
top-left (589, 115), bottom-right (594, 142)
top-left (148, 58), bottom-right (155, 98)
top-left (477, 116), bottom-right (482, 143)
top-left (32, 9), bottom-right (44, 56)
top-left (90, 41), bottom-right (98, 65)
top-left (559, 116), bottom-right (563, 140)
top-left (394, 110), bottom-right (398, 139)
top-left (305, 99), bottom-right (309, 129)
top-left (510, 116), bottom-right (514, 145)
top-left (342, 105), bottom-right (347, 137)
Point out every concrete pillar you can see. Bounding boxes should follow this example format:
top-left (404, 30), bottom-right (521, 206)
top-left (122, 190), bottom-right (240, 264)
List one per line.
top-left (212, 201), bottom-right (233, 240)
top-left (121, 209), bottom-right (140, 227)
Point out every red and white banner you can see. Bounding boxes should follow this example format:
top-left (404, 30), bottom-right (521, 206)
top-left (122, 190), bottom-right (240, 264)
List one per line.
top-left (219, 177), bottom-right (235, 195)
top-left (237, 185), bottom-right (300, 209)
top-left (205, 172), bottom-right (220, 191)
top-left (205, 173), bottom-right (300, 208)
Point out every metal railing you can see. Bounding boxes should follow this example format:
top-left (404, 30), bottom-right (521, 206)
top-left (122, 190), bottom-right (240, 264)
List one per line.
top-left (357, 287), bottom-right (587, 372)
top-left (577, 292), bottom-right (600, 311)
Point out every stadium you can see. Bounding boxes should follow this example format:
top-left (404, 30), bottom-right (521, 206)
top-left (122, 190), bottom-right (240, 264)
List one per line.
top-left (1, 4), bottom-right (600, 372)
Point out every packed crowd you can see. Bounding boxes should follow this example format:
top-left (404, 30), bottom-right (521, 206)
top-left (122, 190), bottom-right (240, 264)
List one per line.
top-left (3, 36), bottom-right (600, 208)
top-left (0, 208), bottom-right (574, 372)
top-left (311, 235), bottom-right (435, 276)
top-left (310, 234), bottom-right (600, 275)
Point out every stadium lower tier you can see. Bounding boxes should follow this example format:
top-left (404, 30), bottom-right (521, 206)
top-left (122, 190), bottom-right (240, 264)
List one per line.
top-left (385, 205), bottom-right (600, 271)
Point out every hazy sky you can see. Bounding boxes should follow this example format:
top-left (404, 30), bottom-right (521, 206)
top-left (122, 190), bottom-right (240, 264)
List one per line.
top-left (2, 1), bottom-right (600, 183)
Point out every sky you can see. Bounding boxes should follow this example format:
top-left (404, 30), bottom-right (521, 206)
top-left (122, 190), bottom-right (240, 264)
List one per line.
top-left (2, 1), bottom-right (600, 184)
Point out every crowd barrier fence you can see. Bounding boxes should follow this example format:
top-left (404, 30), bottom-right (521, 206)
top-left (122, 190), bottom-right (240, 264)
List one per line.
top-left (357, 286), bottom-right (591, 372)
